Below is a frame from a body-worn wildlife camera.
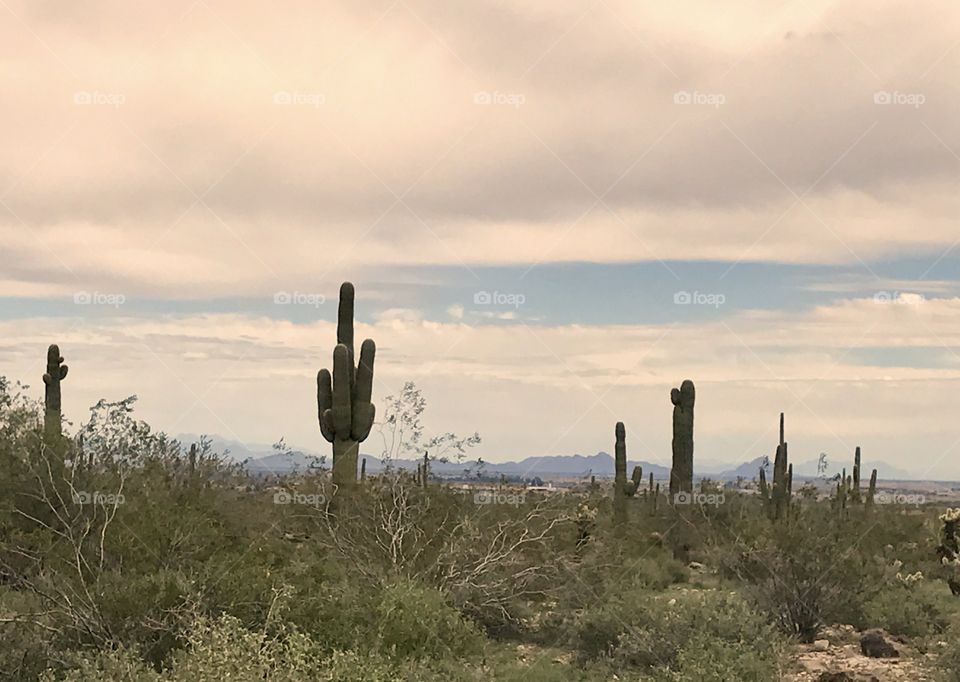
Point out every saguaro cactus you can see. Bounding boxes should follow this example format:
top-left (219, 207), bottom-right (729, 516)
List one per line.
top-left (758, 465), bottom-right (769, 501)
top-left (772, 442), bottom-right (790, 518)
top-left (627, 465), bottom-right (643, 497)
top-left (43, 344), bottom-right (68, 441)
top-left (851, 446), bottom-right (862, 504)
top-left (613, 422), bottom-right (628, 525)
top-left (669, 380), bottom-right (695, 497)
top-left (866, 468), bottom-right (877, 508)
top-left (317, 283), bottom-right (376, 489)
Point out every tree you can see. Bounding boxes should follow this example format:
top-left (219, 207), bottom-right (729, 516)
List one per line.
top-left (376, 382), bottom-right (480, 469)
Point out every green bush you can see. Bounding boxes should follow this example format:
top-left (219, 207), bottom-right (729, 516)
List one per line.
top-left (861, 580), bottom-right (950, 639)
top-left (371, 579), bottom-right (484, 660)
top-left (576, 588), bottom-right (783, 679)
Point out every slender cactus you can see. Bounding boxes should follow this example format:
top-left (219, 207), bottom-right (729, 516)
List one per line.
top-left (317, 283), bottom-right (376, 489)
top-left (360, 457), bottom-right (367, 482)
top-left (43, 344), bottom-right (68, 442)
top-left (188, 443), bottom-right (197, 476)
top-left (613, 422), bottom-right (627, 525)
top-left (866, 468), bottom-right (877, 508)
top-left (627, 465), bottom-right (642, 497)
top-left (758, 465), bottom-right (769, 502)
top-left (669, 380), bottom-right (695, 497)
top-left (851, 446), bottom-right (862, 504)
top-left (772, 442), bottom-right (790, 519)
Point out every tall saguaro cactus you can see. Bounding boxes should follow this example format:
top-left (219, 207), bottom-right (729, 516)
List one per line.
top-left (43, 344), bottom-right (68, 441)
top-left (613, 422), bottom-right (628, 525)
top-left (317, 283), bottom-right (376, 489)
top-left (669, 380), bottom-right (695, 497)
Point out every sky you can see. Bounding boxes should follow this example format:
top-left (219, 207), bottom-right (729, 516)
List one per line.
top-left (0, 0), bottom-right (959, 477)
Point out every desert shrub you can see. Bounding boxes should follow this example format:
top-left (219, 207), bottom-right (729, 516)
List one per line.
top-left (717, 508), bottom-right (889, 640)
top-left (861, 577), bottom-right (949, 639)
top-left (42, 614), bottom-right (410, 682)
top-left (576, 588), bottom-right (782, 678)
top-left (371, 578), bottom-right (484, 660)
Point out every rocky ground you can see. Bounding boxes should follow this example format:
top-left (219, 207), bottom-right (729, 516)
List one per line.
top-left (786, 624), bottom-right (940, 681)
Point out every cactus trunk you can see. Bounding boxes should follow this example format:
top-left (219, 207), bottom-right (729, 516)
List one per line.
top-left (866, 468), bottom-right (877, 508)
top-left (669, 380), bottom-right (695, 497)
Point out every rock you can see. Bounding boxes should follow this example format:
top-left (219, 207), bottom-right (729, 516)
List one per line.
top-left (817, 674), bottom-right (879, 682)
top-left (813, 639), bottom-right (830, 651)
top-left (688, 561), bottom-right (705, 571)
top-left (860, 629), bottom-right (899, 658)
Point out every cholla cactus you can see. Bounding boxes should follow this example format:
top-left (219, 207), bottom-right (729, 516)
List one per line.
top-left (937, 508), bottom-right (960, 595)
top-left (576, 502), bottom-right (598, 547)
top-left (317, 283), bottom-right (376, 489)
top-left (895, 570), bottom-right (924, 587)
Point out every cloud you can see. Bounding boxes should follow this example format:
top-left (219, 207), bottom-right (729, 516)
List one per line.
top-left (0, 0), bottom-right (958, 298)
top-left (3, 294), bottom-right (960, 476)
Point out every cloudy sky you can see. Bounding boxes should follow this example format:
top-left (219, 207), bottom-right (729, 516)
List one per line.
top-left (1, 0), bottom-right (958, 477)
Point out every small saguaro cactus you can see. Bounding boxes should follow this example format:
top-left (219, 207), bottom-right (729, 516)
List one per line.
top-left (613, 422), bottom-right (628, 525)
top-left (360, 457), bottom-right (367, 482)
top-left (669, 380), bottom-right (695, 497)
top-left (626, 465), bottom-right (643, 497)
top-left (851, 446), bottom-right (862, 504)
top-left (317, 283), bottom-right (376, 489)
top-left (866, 468), bottom-right (878, 508)
top-left (43, 344), bottom-right (68, 441)
top-left (772, 441), bottom-right (790, 518)
top-left (758, 465), bottom-right (769, 501)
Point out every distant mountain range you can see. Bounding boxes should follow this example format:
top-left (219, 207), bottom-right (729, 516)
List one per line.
top-left (174, 434), bottom-right (914, 481)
